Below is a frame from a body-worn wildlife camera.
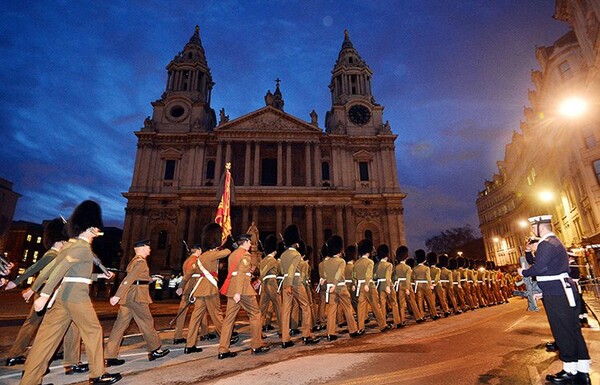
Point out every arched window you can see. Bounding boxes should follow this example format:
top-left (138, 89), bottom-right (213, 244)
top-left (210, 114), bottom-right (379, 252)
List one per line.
top-left (321, 161), bottom-right (330, 181)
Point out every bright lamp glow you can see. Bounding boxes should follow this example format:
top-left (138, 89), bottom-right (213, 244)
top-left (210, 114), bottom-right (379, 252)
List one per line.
top-left (559, 97), bottom-right (587, 118)
top-left (539, 191), bottom-right (554, 202)
top-left (518, 220), bottom-right (529, 228)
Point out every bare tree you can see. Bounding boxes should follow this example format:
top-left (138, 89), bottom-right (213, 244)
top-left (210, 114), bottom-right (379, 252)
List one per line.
top-left (425, 225), bottom-right (476, 254)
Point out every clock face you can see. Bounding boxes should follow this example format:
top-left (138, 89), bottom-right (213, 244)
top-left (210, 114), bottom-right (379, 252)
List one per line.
top-left (348, 104), bottom-right (371, 125)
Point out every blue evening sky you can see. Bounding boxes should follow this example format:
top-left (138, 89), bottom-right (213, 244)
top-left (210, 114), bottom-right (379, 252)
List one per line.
top-left (0, 1), bottom-right (569, 249)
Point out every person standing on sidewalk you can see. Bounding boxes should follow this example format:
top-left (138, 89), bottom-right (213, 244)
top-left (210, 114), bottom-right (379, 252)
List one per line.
top-left (104, 239), bottom-right (169, 366)
top-left (519, 215), bottom-right (591, 385)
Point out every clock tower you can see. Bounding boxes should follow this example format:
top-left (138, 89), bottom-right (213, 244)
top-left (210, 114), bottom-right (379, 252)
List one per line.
top-left (325, 30), bottom-right (385, 136)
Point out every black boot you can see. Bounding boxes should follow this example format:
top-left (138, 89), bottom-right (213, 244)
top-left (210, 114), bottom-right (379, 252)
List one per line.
top-left (88, 372), bottom-right (122, 384)
top-left (65, 362), bottom-right (89, 375)
top-left (148, 347), bottom-right (169, 361)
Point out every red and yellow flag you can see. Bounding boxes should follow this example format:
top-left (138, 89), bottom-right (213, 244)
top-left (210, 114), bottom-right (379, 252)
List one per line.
top-left (215, 163), bottom-right (232, 242)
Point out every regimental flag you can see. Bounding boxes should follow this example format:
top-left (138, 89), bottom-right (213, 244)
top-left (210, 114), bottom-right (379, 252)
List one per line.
top-left (215, 163), bottom-right (232, 242)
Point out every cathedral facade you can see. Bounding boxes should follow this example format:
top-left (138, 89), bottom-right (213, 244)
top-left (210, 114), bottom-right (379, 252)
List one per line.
top-left (121, 27), bottom-right (406, 272)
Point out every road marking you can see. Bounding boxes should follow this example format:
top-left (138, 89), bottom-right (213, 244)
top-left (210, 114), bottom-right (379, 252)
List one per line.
top-left (504, 315), bottom-right (528, 332)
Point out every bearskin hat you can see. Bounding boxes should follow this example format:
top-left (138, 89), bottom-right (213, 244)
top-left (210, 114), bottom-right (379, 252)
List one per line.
top-left (357, 238), bottom-right (373, 257)
top-left (263, 234), bottom-right (277, 255)
top-left (344, 245), bottom-right (357, 262)
top-left (415, 249), bottom-right (426, 264)
top-left (448, 257), bottom-right (457, 269)
top-left (67, 200), bottom-right (103, 237)
top-left (283, 224), bottom-right (301, 246)
top-left (320, 243), bottom-right (330, 259)
top-left (43, 218), bottom-right (68, 249)
top-left (456, 256), bottom-right (465, 268)
top-left (326, 235), bottom-right (344, 256)
top-left (395, 245), bottom-right (409, 261)
top-left (297, 240), bottom-right (307, 256)
top-left (377, 244), bottom-right (390, 259)
top-left (276, 241), bottom-right (286, 259)
top-left (426, 251), bottom-right (438, 266)
top-left (438, 254), bottom-right (448, 268)
top-left (405, 258), bottom-right (415, 268)
top-left (201, 222), bottom-right (223, 251)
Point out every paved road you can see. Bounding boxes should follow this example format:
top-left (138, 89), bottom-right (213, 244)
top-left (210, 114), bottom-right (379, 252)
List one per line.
top-left (0, 292), bottom-right (598, 385)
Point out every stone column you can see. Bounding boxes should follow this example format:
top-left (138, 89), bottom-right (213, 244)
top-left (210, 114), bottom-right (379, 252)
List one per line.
top-left (305, 205), bottom-right (314, 248)
top-left (192, 143), bottom-right (205, 186)
top-left (215, 142), bottom-right (223, 180)
top-left (305, 142), bottom-right (312, 186)
top-left (277, 142), bottom-right (283, 186)
top-left (315, 206), bottom-right (323, 250)
top-left (244, 142), bottom-right (251, 186)
top-left (286, 142), bottom-right (292, 186)
top-left (285, 206), bottom-right (292, 228)
top-left (253, 142), bottom-right (261, 185)
top-left (242, 206), bottom-right (250, 234)
top-left (225, 141), bottom-right (232, 164)
top-left (335, 206), bottom-right (344, 238)
top-left (276, 206), bottom-right (283, 238)
top-left (313, 144), bottom-right (321, 185)
top-left (188, 207), bottom-right (198, 245)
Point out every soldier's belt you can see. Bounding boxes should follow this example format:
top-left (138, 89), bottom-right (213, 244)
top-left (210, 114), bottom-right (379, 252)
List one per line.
top-left (277, 276), bottom-right (285, 293)
top-left (48, 277), bottom-right (93, 308)
top-left (536, 272), bottom-right (575, 307)
top-left (191, 274), bottom-right (202, 278)
top-left (376, 278), bottom-right (386, 289)
top-left (263, 274), bottom-right (277, 280)
top-left (414, 280), bottom-right (428, 293)
top-left (345, 279), bottom-right (353, 283)
top-left (394, 278), bottom-right (406, 292)
top-left (356, 279), bottom-right (366, 296)
top-left (325, 283), bottom-right (335, 303)
top-left (477, 280), bottom-right (483, 283)
top-left (452, 282), bottom-right (459, 285)
top-left (133, 280), bottom-right (151, 285)
top-left (439, 280), bottom-right (450, 283)
top-left (231, 272), bottom-right (251, 276)
top-left (467, 280), bottom-right (474, 283)
top-left (460, 279), bottom-right (467, 282)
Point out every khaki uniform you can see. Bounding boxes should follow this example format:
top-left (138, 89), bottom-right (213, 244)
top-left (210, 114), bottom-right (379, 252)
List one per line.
top-left (105, 255), bottom-right (162, 359)
top-left (452, 269), bottom-right (468, 310)
top-left (280, 247), bottom-right (314, 342)
top-left (323, 256), bottom-right (358, 335)
top-left (458, 267), bottom-right (476, 308)
top-left (299, 258), bottom-right (317, 328)
top-left (344, 261), bottom-right (358, 313)
top-left (174, 255), bottom-right (207, 341)
top-left (374, 260), bottom-right (402, 324)
top-left (430, 265), bottom-right (450, 314)
top-left (440, 267), bottom-right (459, 313)
top-left (219, 247), bottom-right (263, 353)
top-left (353, 256), bottom-right (387, 330)
top-left (183, 248), bottom-right (230, 348)
top-left (21, 238), bottom-right (106, 385)
top-left (316, 258), bottom-right (328, 326)
top-left (412, 263), bottom-right (438, 317)
top-left (259, 253), bottom-right (282, 331)
top-left (395, 262), bottom-right (423, 321)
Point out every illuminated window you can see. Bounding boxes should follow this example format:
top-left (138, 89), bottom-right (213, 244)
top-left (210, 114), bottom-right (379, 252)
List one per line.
top-left (33, 251), bottom-right (39, 263)
top-left (583, 125), bottom-right (597, 149)
top-left (36, 237), bottom-right (42, 244)
top-left (26, 235), bottom-right (32, 242)
top-left (22, 249), bottom-right (28, 262)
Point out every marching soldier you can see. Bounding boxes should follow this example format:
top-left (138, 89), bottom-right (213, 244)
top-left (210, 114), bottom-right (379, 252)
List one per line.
top-left (354, 239), bottom-right (389, 332)
top-left (315, 245), bottom-right (329, 330)
top-left (438, 254), bottom-right (461, 314)
top-left (471, 259), bottom-right (487, 307)
top-left (174, 244), bottom-right (202, 344)
top-left (427, 252), bottom-right (451, 317)
top-left (413, 249), bottom-right (439, 320)
top-left (394, 246), bottom-right (424, 324)
top-left (476, 260), bottom-right (490, 306)
top-left (449, 257), bottom-right (469, 311)
top-left (259, 234), bottom-right (282, 333)
top-left (20, 200), bottom-right (121, 385)
top-left (279, 224), bottom-right (320, 348)
top-left (297, 241), bottom-right (318, 331)
top-left (322, 235), bottom-right (361, 340)
top-left (183, 223), bottom-right (236, 355)
top-left (218, 234), bottom-right (269, 359)
top-left (374, 244), bottom-right (402, 327)
top-left (344, 245), bottom-right (358, 314)
top-left (4, 218), bottom-right (71, 367)
top-left (457, 256), bottom-right (477, 309)
top-left (105, 239), bottom-right (169, 365)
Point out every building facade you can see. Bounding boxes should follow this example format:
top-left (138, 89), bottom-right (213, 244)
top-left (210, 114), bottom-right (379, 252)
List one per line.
top-left (0, 220), bottom-right (45, 283)
top-left (0, 177), bottom-right (21, 237)
top-left (477, 0), bottom-right (600, 276)
top-left (121, 27), bottom-right (406, 272)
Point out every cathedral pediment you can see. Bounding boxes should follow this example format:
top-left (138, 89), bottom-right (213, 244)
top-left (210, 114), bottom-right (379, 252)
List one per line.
top-left (217, 106), bottom-right (322, 133)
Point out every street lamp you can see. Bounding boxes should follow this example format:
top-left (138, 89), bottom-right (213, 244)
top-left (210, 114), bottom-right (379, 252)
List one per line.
top-left (558, 97), bottom-right (588, 119)
top-left (539, 190), bottom-right (554, 203)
